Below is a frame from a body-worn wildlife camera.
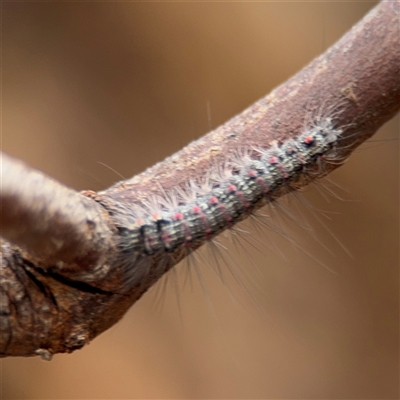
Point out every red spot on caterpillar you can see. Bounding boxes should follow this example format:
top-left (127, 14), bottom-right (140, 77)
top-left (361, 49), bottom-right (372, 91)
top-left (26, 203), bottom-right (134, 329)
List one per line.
top-left (192, 205), bottom-right (202, 214)
top-left (304, 135), bottom-right (314, 145)
top-left (152, 213), bottom-right (161, 220)
top-left (209, 196), bottom-right (219, 205)
top-left (173, 212), bottom-right (184, 221)
top-left (228, 184), bottom-right (237, 193)
top-left (269, 156), bottom-right (278, 164)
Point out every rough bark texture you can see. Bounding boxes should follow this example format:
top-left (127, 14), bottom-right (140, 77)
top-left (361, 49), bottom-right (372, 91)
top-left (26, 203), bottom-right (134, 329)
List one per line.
top-left (1, 0), bottom-right (399, 358)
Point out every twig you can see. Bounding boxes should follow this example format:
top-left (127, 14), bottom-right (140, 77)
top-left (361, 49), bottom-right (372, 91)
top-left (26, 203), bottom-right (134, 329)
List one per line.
top-left (1, 152), bottom-right (114, 270)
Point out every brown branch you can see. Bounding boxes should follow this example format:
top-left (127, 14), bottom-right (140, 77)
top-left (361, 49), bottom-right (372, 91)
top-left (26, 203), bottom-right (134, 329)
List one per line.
top-left (1, 0), bottom-right (399, 358)
top-left (104, 0), bottom-right (400, 204)
top-left (1, 152), bottom-right (114, 271)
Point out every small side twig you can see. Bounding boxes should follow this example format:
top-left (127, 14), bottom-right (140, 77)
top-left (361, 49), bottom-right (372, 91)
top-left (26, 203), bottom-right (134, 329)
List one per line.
top-left (1, 152), bottom-right (114, 271)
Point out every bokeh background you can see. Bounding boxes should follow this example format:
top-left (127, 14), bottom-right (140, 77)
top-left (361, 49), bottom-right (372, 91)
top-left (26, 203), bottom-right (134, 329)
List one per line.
top-left (1, 1), bottom-right (398, 398)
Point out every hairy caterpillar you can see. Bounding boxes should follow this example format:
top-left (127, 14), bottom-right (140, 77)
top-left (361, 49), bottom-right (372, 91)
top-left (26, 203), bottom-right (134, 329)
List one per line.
top-left (100, 106), bottom-right (345, 292)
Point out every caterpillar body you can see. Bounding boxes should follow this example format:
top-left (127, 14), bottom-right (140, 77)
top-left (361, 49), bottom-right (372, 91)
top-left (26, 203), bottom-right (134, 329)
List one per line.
top-left (100, 113), bottom-right (344, 291)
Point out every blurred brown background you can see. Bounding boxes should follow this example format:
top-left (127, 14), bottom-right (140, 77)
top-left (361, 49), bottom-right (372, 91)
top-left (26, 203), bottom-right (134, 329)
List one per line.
top-left (1, 1), bottom-right (398, 398)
